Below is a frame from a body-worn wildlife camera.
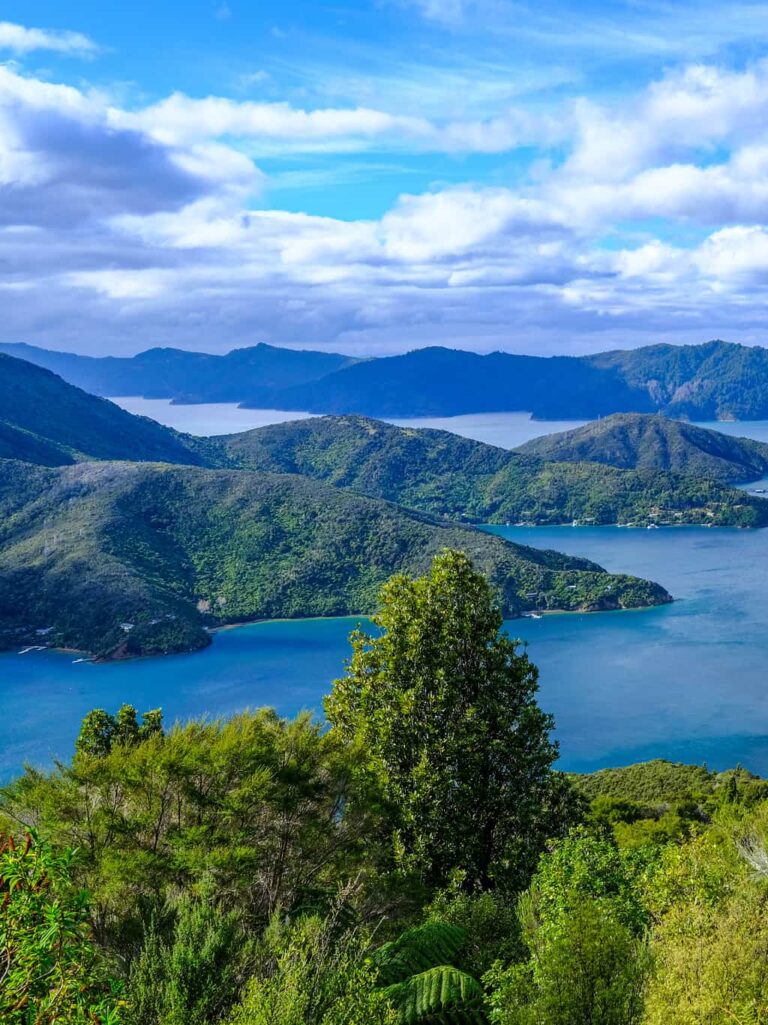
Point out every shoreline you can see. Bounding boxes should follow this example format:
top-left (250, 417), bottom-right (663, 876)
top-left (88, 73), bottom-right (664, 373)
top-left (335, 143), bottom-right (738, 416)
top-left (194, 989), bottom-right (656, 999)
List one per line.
top-left (1, 596), bottom-right (674, 666)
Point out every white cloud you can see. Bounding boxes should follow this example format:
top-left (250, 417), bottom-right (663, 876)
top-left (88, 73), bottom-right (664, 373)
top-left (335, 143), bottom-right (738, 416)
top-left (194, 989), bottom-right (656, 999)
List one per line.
top-left (0, 21), bottom-right (97, 56)
top-left (7, 53), bottom-right (768, 355)
top-left (694, 226), bottom-right (768, 282)
top-left (127, 93), bottom-right (431, 147)
top-left (564, 62), bottom-right (768, 185)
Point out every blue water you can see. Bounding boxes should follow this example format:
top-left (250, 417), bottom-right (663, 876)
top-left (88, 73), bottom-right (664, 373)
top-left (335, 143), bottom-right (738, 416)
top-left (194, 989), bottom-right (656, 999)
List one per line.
top-left (112, 398), bottom-right (768, 452)
top-left (2, 527), bottom-right (768, 779)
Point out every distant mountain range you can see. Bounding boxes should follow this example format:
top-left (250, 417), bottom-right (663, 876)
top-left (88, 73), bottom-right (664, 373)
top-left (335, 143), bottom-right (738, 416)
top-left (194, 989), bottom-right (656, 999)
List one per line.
top-left (5, 338), bottom-right (768, 419)
top-left (2, 356), bottom-right (764, 527)
top-left (0, 341), bottom-right (359, 406)
top-left (518, 414), bottom-right (768, 483)
top-left (0, 355), bottom-right (674, 658)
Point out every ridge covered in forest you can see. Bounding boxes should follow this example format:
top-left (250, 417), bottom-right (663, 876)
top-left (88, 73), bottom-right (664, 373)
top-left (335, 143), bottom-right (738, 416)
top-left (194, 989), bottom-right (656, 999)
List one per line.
top-left (9, 338), bottom-right (768, 419)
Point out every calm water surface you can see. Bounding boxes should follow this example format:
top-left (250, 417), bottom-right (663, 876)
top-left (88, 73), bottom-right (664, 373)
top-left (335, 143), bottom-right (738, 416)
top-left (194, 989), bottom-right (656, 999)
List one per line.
top-left (3, 528), bottom-right (768, 778)
top-left (111, 397), bottom-right (768, 451)
top-left (113, 397), bottom-right (586, 446)
top-left (111, 398), bottom-right (315, 435)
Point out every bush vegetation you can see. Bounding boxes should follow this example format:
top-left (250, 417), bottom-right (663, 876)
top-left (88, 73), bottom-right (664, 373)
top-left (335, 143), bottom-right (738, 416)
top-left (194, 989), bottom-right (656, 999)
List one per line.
top-left (2, 550), bottom-right (766, 1023)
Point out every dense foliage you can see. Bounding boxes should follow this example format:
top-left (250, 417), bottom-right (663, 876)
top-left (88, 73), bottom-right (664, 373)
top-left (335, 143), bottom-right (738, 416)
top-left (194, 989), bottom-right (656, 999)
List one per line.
top-left (518, 412), bottom-right (768, 483)
top-left (326, 550), bottom-right (579, 892)
top-left (0, 462), bottom-right (668, 657)
top-left (0, 832), bottom-right (124, 1024)
top-left (220, 415), bottom-right (768, 527)
top-left (3, 553), bottom-right (768, 1022)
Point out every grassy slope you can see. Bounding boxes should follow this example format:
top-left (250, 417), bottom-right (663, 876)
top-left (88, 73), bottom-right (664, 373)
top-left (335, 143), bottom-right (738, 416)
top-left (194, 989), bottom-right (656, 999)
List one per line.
top-left (517, 413), bottom-right (768, 483)
top-left (0, 353), bottom-right (206, 466)
top-left (0, 458), bottom-right (670, 659)
top-left (217, 415), bottom-right (768, 527)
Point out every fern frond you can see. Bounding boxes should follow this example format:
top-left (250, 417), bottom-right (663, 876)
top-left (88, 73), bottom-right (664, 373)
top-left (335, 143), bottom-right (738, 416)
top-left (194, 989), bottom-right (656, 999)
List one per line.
top-left (383, 964), bottom-right (486, 1025)
top-left (372, 922), bottom-right (468, 986)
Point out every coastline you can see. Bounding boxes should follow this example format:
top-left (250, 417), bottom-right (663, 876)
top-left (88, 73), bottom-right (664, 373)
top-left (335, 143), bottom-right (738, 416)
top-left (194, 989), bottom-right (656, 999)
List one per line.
top-left (1, 595), bottom-right (674, 666)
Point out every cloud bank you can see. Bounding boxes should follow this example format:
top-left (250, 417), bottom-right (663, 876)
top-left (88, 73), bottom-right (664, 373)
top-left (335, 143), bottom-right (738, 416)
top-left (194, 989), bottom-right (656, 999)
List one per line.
top-left (5, 22), bottom-right (768, 356)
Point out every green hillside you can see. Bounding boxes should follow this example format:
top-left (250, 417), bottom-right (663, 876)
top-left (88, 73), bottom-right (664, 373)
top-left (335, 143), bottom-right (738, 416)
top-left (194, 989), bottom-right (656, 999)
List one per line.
top-left (217, 414), bottom-right (768, 527)
top-left (0, 353), bottom-right (205, 466)
top-left (588, 340), bottom-right (768, 420)
top-left (572, 759), bottom-right (718, 804)
top-left (518, 413), bottom-right (768, 482)
top-left (0, 458), bottom-right (670, 659)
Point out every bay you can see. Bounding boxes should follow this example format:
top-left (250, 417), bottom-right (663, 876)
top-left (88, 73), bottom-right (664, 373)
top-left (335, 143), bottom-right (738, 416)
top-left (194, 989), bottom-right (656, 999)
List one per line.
top-left (2, 527), bottom-right (768, 779)
top-left (112, 396), bottom-right (586, 446)
top-left (110, 397), bottom-right (768, 451)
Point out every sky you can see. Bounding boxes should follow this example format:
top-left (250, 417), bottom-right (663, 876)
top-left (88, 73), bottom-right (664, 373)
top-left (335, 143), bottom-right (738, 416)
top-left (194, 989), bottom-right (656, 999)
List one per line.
top-left (5, 2), bottom-right (768, 356)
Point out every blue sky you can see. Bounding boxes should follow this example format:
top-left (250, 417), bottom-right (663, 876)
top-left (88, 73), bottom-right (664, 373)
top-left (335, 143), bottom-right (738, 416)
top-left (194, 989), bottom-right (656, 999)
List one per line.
top-left (4, 2), bottom-right (768, 355)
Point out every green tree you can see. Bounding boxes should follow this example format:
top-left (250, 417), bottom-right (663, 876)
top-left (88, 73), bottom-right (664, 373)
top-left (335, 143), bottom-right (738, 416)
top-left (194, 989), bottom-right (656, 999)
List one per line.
top-left (228, 906), bottom-right (396, 1025)
top-left (527, 831), bottom-right (655, 936)
top-left (326, 550), bottom-right (576, 892)
top-left (75, 705), bottom-right (164, 757)
top-left (486, 900), bottom-right (649, 1025)
top-left (126, 895), bottom-right (252, 1025)
top-left (75, 708), bottom-right (116, 758)
top-left (0, 832), bottom-right (123, 1025)
top-left (2, 709), bottom-right (373, 949)
top-left (643, 881), bottom-right (768, 1024)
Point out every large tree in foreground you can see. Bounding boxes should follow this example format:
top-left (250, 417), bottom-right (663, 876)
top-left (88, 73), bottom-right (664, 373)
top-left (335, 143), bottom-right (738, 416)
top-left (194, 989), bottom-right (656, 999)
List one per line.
top-left (326, 549), bottom-right (576, 892)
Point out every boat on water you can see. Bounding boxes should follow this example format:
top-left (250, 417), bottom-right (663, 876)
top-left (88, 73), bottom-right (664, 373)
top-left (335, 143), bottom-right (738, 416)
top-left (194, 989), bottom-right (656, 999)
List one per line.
top-left (647, 523), bottom-right (659, 529)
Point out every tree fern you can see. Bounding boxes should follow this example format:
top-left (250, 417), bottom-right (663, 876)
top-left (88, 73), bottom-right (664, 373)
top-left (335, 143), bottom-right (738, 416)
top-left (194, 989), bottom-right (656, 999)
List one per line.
top-left (372, 922), bottom-right (468, 986)
top-left (383, 965), bottom-right (486, 1025)
top-left (372, 922), bottom-right (488, 1024)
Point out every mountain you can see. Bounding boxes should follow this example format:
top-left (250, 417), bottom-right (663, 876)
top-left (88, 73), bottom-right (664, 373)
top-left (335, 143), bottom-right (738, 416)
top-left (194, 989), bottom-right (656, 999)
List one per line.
top-left (0, 342), bottom-right (359, 404)
top-left (273, 341), bottom-right (768, 420)
top-left (216, 415), bottom-right (768, 527)
top-left (7, 338), bottom-right (768, 419)
top-left (0, 354), bottom-right (206, 466)
top-left (517, 414), bottom-right (768, 483)
top-left (268, 346), bottom-right (650, 418)
top-left (587, 340), bottom-right (768, 420)
top-left (0, 458), bottom-right (670, 658)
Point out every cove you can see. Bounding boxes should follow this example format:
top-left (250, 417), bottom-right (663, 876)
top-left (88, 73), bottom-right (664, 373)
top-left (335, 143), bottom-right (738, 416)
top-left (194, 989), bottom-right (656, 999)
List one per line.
top-left (2, 526), bottom-right (768, 780)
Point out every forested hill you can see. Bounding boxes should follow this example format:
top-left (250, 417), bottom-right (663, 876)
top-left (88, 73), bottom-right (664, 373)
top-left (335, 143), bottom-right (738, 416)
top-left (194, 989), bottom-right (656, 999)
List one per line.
top-left (0, 353), bottom-right (205, 466)
top-left (2, 358), bottom-right (766, 526)
top-left (587, 340), bottom-right (768, 420)
top-left (517, 413), bottom-right (768, 483)
top-left (0, 341), bottom-right (359, 404)
top-left (0, 458), bottom-right (669, 658)
top-left (217, 415), bottom-right (768, 527)
top-left (269, 347), bottom-right (646, 418)
top-left (274, 340), bottom-right (768, 419)
top-left (8, 338), bottom-right (768, 419)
